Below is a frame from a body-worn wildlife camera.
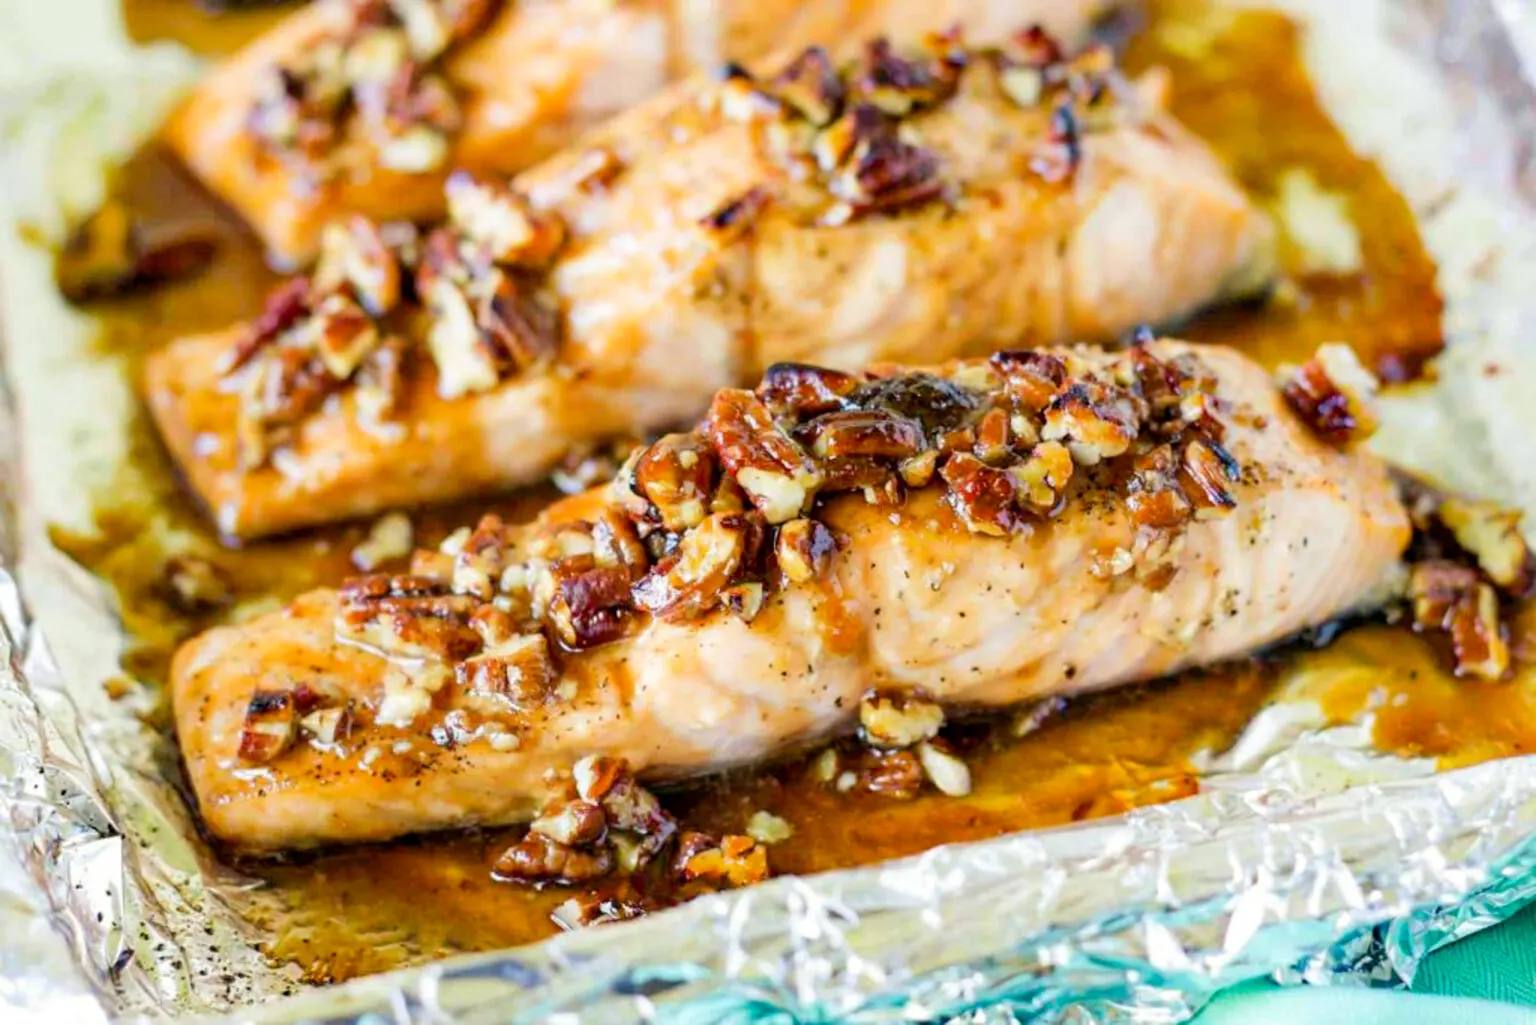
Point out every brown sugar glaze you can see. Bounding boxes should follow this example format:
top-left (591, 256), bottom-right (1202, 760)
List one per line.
top-left (70, 0), bottom-right (1528, 984)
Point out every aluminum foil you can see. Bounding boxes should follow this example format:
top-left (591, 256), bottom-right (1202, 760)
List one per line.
top-left (5, 0), bottom-right (1536, 1021)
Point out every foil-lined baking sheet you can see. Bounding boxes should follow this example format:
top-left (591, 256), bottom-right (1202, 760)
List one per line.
top-left (5, 0), bottom-right (1536, 1021)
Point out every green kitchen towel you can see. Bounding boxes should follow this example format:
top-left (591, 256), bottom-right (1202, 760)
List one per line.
top-left (1193, 903), bottom-right (1536, 1023)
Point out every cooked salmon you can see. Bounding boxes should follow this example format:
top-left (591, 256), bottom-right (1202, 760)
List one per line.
top-left (164, 0), bottom-right (1116, 266)
top-left (171, 339), bottom-right (1409, 853)
top-left (146, 36), bottom-right (1277, 540)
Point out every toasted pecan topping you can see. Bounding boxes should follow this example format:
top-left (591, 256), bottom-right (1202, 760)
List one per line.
top-left (316, 343), bottom-right (1246, 770)
top-left (238, 689), bottom-right (299, 763)
top-left (1280, 344), bottom-right (1379, 447)
top-left (1409, 561), bottom-right (1511, 681)
top-left (676, 833), bottom-right (770, 888)
top-left (55, 201), bottom-right (216, 303)
top-left (247, 0), bottom-right (502, 176)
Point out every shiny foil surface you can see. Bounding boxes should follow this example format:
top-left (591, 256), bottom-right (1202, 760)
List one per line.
top-left (4, 0), bottom-right (1536, 1021)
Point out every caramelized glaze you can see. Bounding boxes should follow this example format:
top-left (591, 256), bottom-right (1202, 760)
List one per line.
top-left (61, 0), bottom-right (1516, 986)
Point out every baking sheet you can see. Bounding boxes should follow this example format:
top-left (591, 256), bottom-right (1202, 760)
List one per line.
top-left (5, 0), bottom-right (1536, 1020)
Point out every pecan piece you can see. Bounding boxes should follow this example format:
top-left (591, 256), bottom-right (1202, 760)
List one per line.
top-left (494, 832), bottom-right (613, 885)
top-left (940, 452), bottom-right (1019, 536)
top-left (700, 186), bottom-right (772, 243)
top-left (1009, 440), bottom-right (1074, 512)
top-left (851, 38), bottom-right (956, 116)
top-left (704, 389), bottom-right (822, 524)
top-left (458, 633), bottom-right (556, 706)
top-left (917, 739), bottom-right (972, 796)
top-left (299, 704), bottom-right (353, 746)
top-left (827, 116), bottom-right (944, 219)
top-left (1408, 561), bottom-right (1511, 681)
top-left (756, 362), bottom-right (858, 417)
top-left (445, 171), bottom-right (565, 267)
top-left (160, 555), bottom-right (233, 615)
top-left (859, 688), bottom-right (944, 748)
top-left (1438, 499), bottom-right (1536, 597)
top-left (631, 513), bottom-right (751, 621)
top-left (1125, 445), bottom-right (1192, 530)
top-left (805, 409), bottom-right (924, 461)
top-left (238, 689), bottom-right (298, 763)
top-left (1179, 437), bottom-right (1241, 518)
top-left (1041, 381), bottom-right (1141, 465)
top-left (769, 45), bottom-right (844, 126)
top-left (991, 350), bottom-right (1068, 411)
top-left (55, 201), bottom-right (216, 303)
top-left (591, 508), bottom-right (650, 581)
top-left (856, 748), bottom-right (925, 799)
top-left (1279, 343), bottom-right (1379, 446)
top-left (775, 518), bottom-right (837, 584)
top-left (720, 581), bottom-right (766, 622)
top-left (631, 433), bottom-right (717, 531)
top-left (313, 215), bottom-right (401, 316)
top-left (423, 274), bottom-right (498, 398)
top-left (529, 799), bottom-right (608, 847)
top-left (548, 559), bottom-right (635, 649)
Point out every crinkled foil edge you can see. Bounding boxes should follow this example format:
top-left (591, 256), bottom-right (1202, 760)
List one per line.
top-left (4, 0), bottom-right (1536, 1022)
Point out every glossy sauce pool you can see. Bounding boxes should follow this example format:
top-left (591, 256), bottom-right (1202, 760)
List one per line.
top-left (70, 0), bottom-right (1528, 984)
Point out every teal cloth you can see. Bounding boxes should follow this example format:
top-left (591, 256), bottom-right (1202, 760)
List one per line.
top-left (1193, 904), bottom-right (1536, 1023)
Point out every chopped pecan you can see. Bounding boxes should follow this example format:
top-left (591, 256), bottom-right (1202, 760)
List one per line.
top-left (898, 449), bottom-right (939, 488)
top-left (775, 518), bottom-right (837, 584)
top-left (55, 201), bottom-right (216, 303)
top-left (700, 186), bottom-right (772, 243)
top-left (423, 274), bottom-right (498, 398)
top-left (916, 739), bottom-right (971, 796)
top-left (992, 350), bottom-right (1068, 411)
top-left (445, 171), bottom-right (565, 267)
top-left (1408, 561), bottom-right (1511, 681)
top-left (769, 45), bottom-right (844, 126)
top-left (745, 810), bottom-right (794, 844)
top-left (350, 511), bottom-right (415, 571)
top-left (940, 452), bottom-right (1019, 535)
top-left (631, 513), bottom-right (752, 621)
top-left (756, 362), bottom-right (858, 417)
top-left (238, 689), bottom-right (298, 763)
top-left (307, 290), bottom-right (382, 380)
top-left (550, 892), bottom-right (653, 931)
top-left (1041, 381), bottom-right (1141, 465)
top-left (720, 581), bottom-right (766, 622)
top-left (854, 371), bottom-right (984, 439)
top-left (313, 215), bottom-right (402, 315)
top-left (856, 748), bottom-right (925, 799)
top-left (494, 832), bottom-right (613, 885)
top-left (160, 555), bottom-right (233, 615)
top-left (299, 704), bottom-right (353, 746)
top-left (458, 633), bottom-right (556, 705)
top-left (972, 407), bottom-right (1012, 464)
top-left (826, 112), bottom-right (945, 219)
top-left (704, 389), bottom-right (822, 524)
top-left (805, 409), bottom-right (924, 461)
top-left (449, 513), bottom-right (516, 599)
top-left (571, 756), bottom-right (677, 867)
top-left (677, 834), bottom-right (770, 888)
top-left (631, 433), bottom-right (717, 531)
top-left (337, 573), bottom-right (483, 660)
top-left (529, 799), bottom-right (608, 847)
top-left (860, 688), bottom-right (944, 748)
top-left (1126, 445), bottom-right (1192, 530)
top-left (1009, 440), bottom-right (1073, 512)
top-left (1280, 344), bottom-right (1379, 446)
top-left (1438, 499), bottom-right (1535, 597)
top-left (479, 272), bottom-right (560, 371)
top-left (224, 277), bottom-right (313, 375)
top-left (1179, 438), bottom-right (1240, 518)
top-left (591, 508), bottom-right (650, 581)
top-left (548, 559), bottom-right (635, 649)
top-left (851, 38), bottom-right (957, 116)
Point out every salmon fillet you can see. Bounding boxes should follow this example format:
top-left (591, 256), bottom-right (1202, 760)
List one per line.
top-left (146, 36), bottom-right (1277, 540)
top-left (171, 339), bottom-right (1409, 853)
top-left (164, 0), bottom-right (1115, 265)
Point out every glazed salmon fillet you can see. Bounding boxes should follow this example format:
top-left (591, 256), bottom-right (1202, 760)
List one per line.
top-left (146, 36), bottom-right (1277, 540)
top-left (172, 340), bottom-right (1410, 853)
top-left (164, 0), bottom-right (1115, 265)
